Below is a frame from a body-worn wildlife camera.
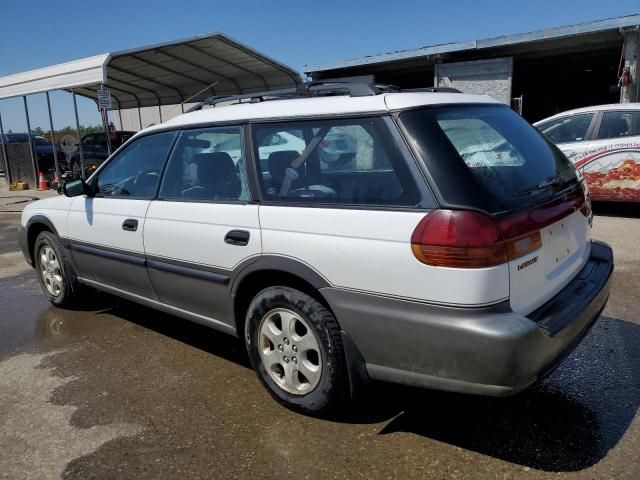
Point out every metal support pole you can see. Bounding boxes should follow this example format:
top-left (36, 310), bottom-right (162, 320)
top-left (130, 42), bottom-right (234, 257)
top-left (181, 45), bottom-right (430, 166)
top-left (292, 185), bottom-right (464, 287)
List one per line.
top-left (0, 111), bottom-right (11, 184)
top-left (181, 103), bottom-right (185, 114)
top-left (158, 104), bottom-right (163, 123)
top-left (101, 108), bottom-right (112, 156)
top-left (45, 92), bottom-right (61, 182)
top-left (72, 90), bottom-right (86, 180)
top-left (118, 109), bottom-right (123, 131)
top-left (23, 96), bottom-right (39, 187)
top-left (98, 85), bottom-right (112, 156)
top-left (138, 107), bottom-right (143, 130)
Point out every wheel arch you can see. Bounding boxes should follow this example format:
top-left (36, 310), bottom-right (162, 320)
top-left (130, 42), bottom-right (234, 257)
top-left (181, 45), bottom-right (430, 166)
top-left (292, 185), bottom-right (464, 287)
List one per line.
top-left (230, 256), bottom-right (370, 396)
top-left (230, 256), bottom-right (333, 337)
top-left (26, 215), bottom-right (59, 266)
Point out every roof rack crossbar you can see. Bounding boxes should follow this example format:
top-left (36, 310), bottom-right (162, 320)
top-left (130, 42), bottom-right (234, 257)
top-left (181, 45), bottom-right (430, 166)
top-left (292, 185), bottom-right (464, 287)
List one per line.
top-left (403, 87), bottom-right (462, 93)
top-left (186, 87), bottom-right (300, 112)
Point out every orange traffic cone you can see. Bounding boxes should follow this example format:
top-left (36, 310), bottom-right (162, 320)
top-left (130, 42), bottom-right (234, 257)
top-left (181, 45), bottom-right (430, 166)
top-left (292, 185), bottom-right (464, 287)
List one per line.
top-left (37, 172), bottom-right (48, 191)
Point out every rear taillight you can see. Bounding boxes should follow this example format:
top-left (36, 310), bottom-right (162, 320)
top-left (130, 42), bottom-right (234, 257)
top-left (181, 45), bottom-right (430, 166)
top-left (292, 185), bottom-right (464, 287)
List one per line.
top-left (411, 210), bottom-right (508, 268)
top-left (411, 210), bottom-right (542, 268)
top-left (412, 186), bottom-right (587, 269)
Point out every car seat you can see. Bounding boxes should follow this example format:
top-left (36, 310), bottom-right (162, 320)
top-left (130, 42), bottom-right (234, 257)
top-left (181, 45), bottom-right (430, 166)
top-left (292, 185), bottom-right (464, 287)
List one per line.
top-left (182, 152), bottom-right (241, 200)
top-left (602, 117), bottom-right (628, 138)
top-left (267, 150), bottom-right (304, 195)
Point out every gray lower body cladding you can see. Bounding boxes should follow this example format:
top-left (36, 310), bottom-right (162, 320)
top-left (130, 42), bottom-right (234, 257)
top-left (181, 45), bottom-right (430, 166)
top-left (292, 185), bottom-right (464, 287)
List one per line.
top-left (320, 241), bottom-right (613, 396)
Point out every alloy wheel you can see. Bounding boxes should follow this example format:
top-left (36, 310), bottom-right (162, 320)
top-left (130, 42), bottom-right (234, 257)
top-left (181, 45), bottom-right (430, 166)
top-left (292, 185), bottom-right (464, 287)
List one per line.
top-left (39, 245), bottom-right (63, 297)
top-left (258, 308), bottom-right (323, 395)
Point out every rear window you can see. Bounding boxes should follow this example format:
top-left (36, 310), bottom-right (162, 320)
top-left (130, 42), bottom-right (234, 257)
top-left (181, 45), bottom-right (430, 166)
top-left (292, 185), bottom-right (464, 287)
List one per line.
top-left (399, 105), bottom-right (580, 213)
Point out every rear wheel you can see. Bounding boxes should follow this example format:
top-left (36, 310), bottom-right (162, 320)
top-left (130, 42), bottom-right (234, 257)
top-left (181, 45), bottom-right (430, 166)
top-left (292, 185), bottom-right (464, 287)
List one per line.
top-left (34, 231), bottom-right (80, 307)
top-left (245, 286), bottom-right (349, 414)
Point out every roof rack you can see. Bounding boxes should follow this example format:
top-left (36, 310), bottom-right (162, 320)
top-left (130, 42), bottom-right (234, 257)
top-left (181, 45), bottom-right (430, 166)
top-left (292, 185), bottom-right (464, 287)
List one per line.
top-left (403, 87), bottom-right (462, 93)
top-left (185, 81), bottom-right (458, 112)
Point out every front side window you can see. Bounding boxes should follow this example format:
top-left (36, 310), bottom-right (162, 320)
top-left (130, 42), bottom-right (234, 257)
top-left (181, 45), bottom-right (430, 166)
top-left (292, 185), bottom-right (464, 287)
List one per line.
top-left (536, 113), bottom-right (594, 144)
top-left (95, 131), bottom-right (175, 198)
top-left (159, 126), bottom-right (249, 202)
top-left (253, 118), bottom-right (419, 206)
top-left (597, 111), bottom-right (640, 140)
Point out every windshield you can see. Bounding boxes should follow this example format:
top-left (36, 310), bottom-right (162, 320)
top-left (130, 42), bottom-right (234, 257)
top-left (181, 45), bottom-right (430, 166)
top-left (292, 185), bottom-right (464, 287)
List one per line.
top-left (399, 105), bottom-right (580, 213)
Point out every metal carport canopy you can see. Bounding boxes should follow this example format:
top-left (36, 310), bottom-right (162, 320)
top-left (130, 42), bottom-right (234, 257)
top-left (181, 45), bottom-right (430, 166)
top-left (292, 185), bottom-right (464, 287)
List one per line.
top-left (0, 33), bottom-right (302, 108)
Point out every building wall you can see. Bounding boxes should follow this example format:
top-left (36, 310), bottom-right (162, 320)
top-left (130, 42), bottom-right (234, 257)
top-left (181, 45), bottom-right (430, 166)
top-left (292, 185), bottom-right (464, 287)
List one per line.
top-left (109, 103), bottom-right (198, 131)
top-left (434, 57), bottom-right (513, 104)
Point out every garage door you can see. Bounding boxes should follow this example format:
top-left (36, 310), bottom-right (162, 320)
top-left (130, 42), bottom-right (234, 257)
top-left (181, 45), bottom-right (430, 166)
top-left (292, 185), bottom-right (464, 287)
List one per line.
top-left (434, 57), bottom-right (513, 104)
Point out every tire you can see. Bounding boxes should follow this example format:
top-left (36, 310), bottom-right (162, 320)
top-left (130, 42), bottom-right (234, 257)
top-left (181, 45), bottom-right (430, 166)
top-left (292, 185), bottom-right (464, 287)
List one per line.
top-left (245, 286), bottom-right (349, 414)
top-left (34, 231), bottom-right (80, 307)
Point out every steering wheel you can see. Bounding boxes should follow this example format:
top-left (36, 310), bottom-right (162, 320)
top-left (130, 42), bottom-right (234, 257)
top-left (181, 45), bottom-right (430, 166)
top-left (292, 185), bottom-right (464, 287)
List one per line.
top-left (134, 169), bottom-right (159, 183)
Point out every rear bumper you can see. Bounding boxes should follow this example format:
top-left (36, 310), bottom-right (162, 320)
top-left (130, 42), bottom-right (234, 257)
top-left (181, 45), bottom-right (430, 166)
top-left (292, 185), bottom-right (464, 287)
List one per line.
top-left (321, 240), bottom-right (613, 396)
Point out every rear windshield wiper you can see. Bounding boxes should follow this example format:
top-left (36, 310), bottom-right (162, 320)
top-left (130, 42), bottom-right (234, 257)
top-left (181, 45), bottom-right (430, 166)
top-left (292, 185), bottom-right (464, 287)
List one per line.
top-left (512, 176), bottom-right (573, 197)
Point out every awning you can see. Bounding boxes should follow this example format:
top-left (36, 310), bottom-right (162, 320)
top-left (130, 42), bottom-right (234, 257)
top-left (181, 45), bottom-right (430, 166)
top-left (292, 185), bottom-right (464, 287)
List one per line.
top-left (0, 33), bottom-right (301, 109)
top-left (0, 54), bottom-right (110, 99)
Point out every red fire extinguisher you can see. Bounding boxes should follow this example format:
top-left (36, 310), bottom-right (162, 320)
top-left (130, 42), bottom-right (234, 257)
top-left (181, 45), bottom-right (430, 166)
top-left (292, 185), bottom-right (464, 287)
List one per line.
top-left (620, 66), bottom-right (631, 87)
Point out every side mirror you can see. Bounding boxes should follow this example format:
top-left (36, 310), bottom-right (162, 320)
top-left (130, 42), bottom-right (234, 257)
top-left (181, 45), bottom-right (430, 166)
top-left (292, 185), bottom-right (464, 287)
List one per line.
top-left (62, 178), bottom-right (89, 197)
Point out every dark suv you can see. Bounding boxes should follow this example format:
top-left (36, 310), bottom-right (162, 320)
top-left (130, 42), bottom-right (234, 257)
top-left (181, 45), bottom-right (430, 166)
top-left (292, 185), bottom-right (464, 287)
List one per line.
top-left (0, 133), bottom-right (64, 174)
top-left (70, 131), bottom-right (136, 175)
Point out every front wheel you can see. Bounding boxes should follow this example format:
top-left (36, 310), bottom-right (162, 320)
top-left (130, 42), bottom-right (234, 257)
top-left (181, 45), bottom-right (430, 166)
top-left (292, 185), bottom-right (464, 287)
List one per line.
top-left (245, 286), bottom-right (349, 414)
top-left (34, 231), bottom-right (80, 307)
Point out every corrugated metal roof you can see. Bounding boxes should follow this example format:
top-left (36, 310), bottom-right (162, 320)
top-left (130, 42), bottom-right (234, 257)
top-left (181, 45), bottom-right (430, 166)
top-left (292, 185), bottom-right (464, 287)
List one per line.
top-left (0, 33), bottom-right (301, 109)
top-left (305, 14), bottom-right (640, 73)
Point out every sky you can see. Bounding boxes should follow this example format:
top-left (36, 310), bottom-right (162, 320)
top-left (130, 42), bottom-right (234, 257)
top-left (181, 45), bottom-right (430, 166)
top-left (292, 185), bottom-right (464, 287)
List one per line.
top-left (0, 0), bottom-right (637, 132)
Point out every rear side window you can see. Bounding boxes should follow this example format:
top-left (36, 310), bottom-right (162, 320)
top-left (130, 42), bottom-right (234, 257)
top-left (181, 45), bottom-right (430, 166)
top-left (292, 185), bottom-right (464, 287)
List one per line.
top-left (596, 111), bottom-right (640, 140)
top-left (537, 113), bottom-right (594, 144)
top-left (400, 105), bottom-right (580, 214)
top-left (158, 126), bottom-right (249, 202)
top-left (252, 117), bottom-right (419, 206)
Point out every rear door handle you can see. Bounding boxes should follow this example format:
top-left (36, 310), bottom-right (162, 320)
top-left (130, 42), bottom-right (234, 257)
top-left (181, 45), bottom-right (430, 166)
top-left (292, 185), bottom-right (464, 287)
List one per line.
top-left (122, 219), bottom-right (138, 232)
top-left (224, 230), bottom-right (250, 246)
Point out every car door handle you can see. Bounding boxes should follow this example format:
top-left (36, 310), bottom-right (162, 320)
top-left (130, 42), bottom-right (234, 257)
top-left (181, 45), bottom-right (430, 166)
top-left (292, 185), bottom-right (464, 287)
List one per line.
top-left (122, 219), bottom-right (138, 232)
top-left (224, 230), bottom-right (250, 246)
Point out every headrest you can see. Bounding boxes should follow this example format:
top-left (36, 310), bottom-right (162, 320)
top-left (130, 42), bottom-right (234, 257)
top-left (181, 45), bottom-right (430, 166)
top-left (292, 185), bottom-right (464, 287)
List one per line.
top-left (268, 150), bottom-right (300, 180)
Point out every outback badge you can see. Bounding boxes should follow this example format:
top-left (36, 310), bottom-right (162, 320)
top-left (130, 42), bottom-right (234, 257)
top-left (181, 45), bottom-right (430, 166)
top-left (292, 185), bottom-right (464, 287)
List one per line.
top-left (517, 256), bottom-right (538, 271)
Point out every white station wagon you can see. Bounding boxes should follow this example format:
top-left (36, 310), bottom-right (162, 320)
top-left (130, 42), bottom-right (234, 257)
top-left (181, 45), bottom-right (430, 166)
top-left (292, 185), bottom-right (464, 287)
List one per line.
top-left (18, 82), bottom-right (613, 414)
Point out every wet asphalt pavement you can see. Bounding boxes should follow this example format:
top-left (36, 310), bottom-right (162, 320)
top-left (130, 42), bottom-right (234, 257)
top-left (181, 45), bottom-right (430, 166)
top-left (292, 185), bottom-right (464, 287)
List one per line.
top-left (0, 204), bottom-right (639, 479)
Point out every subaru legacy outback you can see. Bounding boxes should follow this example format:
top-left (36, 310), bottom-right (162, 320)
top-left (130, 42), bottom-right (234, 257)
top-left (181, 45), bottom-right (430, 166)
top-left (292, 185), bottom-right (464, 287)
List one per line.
top-left (18, 82), bottom-right (613, 414)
